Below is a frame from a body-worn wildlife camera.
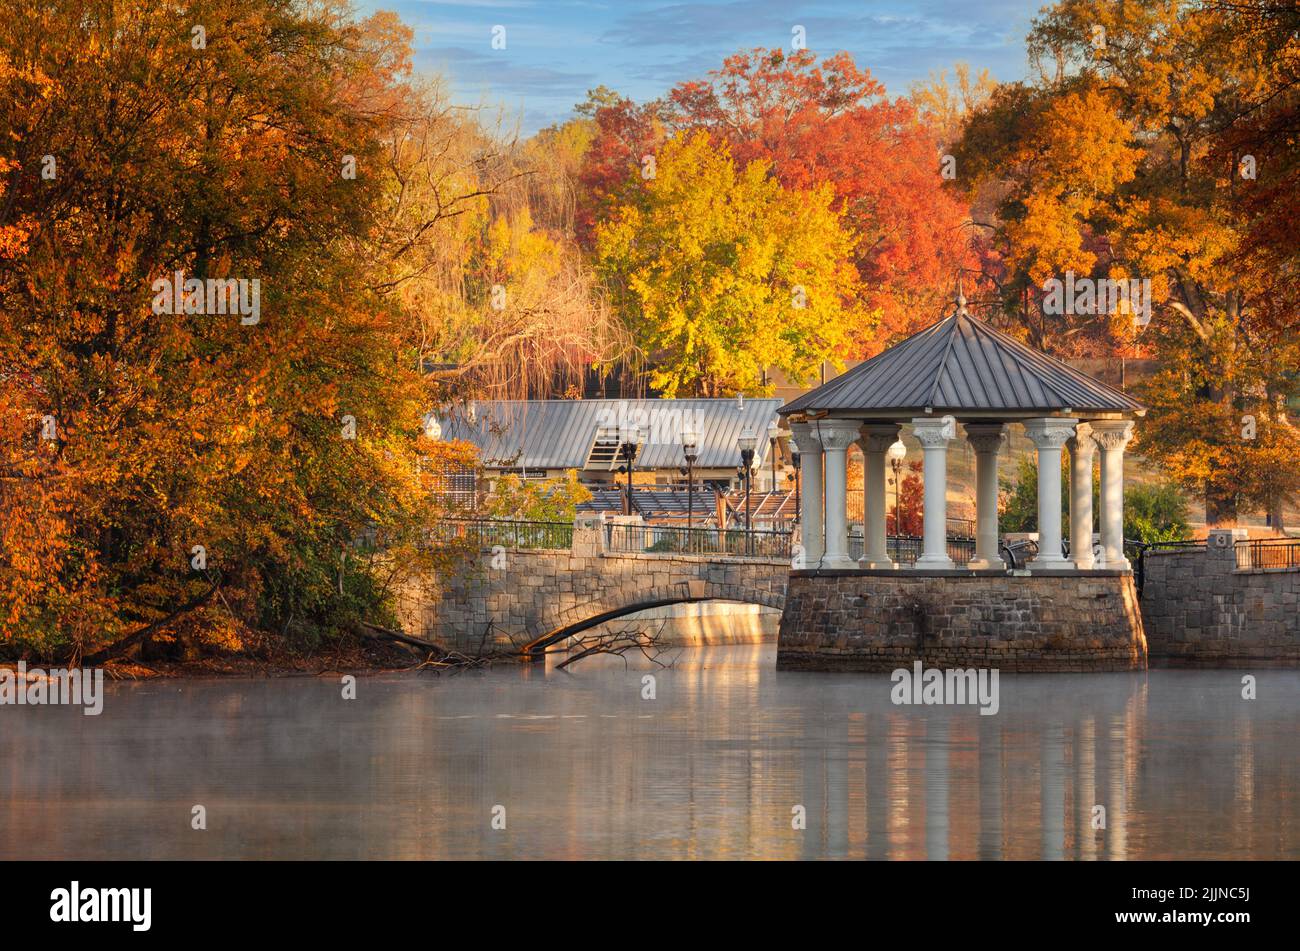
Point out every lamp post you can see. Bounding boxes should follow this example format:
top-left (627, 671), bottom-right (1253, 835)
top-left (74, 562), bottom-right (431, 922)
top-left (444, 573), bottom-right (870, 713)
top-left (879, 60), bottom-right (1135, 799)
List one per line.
top-left (617, 426), bottom-right (640, 516)
top-left (737, 426), bottom-right (758, 554)
top-left (681, 424), bottom-right (699, 533)
top-left (887, 438), bottom-right (906, 536)
top-left (788, 436), bottom-right (801, 522)
top-left (767, 421), bottom-right (780, 496)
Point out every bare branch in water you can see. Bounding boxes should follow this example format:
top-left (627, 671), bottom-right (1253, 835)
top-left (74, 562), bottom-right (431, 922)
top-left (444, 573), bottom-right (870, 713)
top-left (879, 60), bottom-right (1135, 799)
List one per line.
top-left (555, 621), bottom-right (680, 671)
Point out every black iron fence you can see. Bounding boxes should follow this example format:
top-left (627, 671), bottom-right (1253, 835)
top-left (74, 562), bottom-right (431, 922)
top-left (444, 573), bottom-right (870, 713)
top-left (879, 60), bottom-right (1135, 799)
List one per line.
top-left (605, 522), bottom-right (793, 559)
top-left (1236, 538), bottom-right (1300, 570)
top-left (849, 534), bottom-right (977, 566)
top-left (433, 518), bottom-right (574, 550)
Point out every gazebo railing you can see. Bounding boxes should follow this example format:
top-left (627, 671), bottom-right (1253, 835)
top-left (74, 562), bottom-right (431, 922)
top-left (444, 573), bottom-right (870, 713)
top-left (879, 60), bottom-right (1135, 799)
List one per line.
top-left (848, 534), bottom-right (977, 565)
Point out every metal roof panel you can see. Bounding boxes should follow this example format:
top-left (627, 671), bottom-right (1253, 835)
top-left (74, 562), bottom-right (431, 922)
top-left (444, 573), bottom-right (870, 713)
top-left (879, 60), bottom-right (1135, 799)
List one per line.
top-left (780, 310), bottom-right (1145, 416)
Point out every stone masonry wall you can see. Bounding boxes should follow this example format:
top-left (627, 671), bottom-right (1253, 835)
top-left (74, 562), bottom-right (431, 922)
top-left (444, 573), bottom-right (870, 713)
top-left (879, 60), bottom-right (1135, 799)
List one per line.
top-left (777, 570), bottom-right (1145, 672)
top-left (1140, 534), bottom-right (1300, 668)
top-left (405, 518), bottom-right (1296, 668)
top-left (403, 515), bottom-right (788, 652)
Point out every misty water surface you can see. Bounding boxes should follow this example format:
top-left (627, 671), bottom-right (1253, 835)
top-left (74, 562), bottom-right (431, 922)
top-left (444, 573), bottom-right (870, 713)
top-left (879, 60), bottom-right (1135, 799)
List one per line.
top-left (2, 646), bottom-right (1295, 859)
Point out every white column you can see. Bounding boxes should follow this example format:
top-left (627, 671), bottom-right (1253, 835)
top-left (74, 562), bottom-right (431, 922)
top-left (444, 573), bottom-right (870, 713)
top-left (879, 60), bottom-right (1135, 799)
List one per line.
top-left (1090, 420), bottom-right (1135, 570)
top-left (911, 417), bottom-right (955, 570)
top-left (791, 421), bottom-right (823, 564)
top-left (1024, 418), bottom-right (1077, 571)
top-left (964, 423), bottom-right (1006, 570)
top-left (1068, 422), bottom-right (1097, 569)
top-left (815, 419), bottom-right (859, 569)
top-left (859, 423), bottom-right (901, 568)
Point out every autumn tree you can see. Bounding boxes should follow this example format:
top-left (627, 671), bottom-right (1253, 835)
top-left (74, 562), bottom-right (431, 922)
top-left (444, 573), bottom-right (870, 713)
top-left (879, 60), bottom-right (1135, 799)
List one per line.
top-left (575, 92), bottom-right (671, 249)
top-left (953, 0), bottom-right (1300, 525)
top-left (369, 76), bottom-right (627, 402)
top-left (578, 50), bottom-right (974, 352)
top-left (595, 131), bottom-right (863, 397)
top-left (0, 1), bottom-right (485, 658)
top-left (910, 63), bottom-right (998, 148)
top-left (672, 49), bottom-right (978, 348)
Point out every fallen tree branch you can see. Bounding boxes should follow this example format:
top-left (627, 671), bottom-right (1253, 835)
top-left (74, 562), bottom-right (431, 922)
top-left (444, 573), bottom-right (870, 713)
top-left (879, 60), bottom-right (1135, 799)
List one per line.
top-left (81, 576), bottom-right (224, 666)
top-left (555, 622), bottom-right (680, 671)
top-left (360, 621), bottom-right (524, 672)
top-left (358, 621), bottom-right (450, 654)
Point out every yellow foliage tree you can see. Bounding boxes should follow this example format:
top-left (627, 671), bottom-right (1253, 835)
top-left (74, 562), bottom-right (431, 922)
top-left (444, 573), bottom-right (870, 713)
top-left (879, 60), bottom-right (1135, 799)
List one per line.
top-left (595, 131), bottom-right (866, 397)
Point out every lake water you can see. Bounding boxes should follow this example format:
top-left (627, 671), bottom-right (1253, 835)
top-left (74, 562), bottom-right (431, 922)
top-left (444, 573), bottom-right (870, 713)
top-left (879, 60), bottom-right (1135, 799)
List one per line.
top-left (2, 646), bottom-right (1296, 860)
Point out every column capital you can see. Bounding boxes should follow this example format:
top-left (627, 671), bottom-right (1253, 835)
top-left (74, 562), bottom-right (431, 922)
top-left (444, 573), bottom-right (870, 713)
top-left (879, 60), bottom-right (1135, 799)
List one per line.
top-left (813, 418), bottom-right (860, 452)
top-left (1090, 419), bottom-right (1135, 451)
top-left (964, 422), bottom-right (1007, 455)
top-left (1068, 421), bottom-right (1097, 460)
top-left (858, 422), bottom-right (902, 454)
top-left (911, 416), bottom-right (955, 448)
top-left (1024, 417), bottom-right (1078, 451)
top-left (788, 420), bottom-right (816, 454)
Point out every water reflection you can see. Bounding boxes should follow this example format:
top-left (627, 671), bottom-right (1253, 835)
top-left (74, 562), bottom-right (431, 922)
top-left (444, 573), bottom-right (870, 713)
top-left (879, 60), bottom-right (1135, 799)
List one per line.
top-left (1, 647), bottom-right (1295, 859)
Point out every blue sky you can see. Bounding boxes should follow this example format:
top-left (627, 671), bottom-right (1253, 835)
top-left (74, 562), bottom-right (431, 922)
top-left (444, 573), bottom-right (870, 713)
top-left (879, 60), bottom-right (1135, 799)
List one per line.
top-left (357, 0), bottom-right (1045, 135)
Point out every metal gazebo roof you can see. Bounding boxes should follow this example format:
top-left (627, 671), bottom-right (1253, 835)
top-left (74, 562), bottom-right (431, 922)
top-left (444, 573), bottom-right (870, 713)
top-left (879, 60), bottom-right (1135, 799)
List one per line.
top-left (780, 309), bottom-right (1145, 418)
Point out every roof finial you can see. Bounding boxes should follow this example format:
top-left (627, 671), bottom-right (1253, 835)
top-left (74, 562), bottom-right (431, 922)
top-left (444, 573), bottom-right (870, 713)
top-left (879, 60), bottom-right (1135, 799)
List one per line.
top-left (954, 276), bottom-right (968, 317)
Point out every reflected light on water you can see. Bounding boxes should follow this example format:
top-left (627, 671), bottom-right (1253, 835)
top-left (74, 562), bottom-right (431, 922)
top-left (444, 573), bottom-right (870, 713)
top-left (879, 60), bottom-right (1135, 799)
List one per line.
top-left (0, 646), bottom-right (1295, 860)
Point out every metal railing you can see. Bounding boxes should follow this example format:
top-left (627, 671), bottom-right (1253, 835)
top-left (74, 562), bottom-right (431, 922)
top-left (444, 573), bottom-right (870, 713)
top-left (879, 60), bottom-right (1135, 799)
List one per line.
top-left (848, 534), bottom-right (977, 566)
top-left (433, 518), bottom-right (574, 550)
top-left (605, 522), bottom-right (793, 559)
top-left (1236, 538), bottom-right (1300, 570)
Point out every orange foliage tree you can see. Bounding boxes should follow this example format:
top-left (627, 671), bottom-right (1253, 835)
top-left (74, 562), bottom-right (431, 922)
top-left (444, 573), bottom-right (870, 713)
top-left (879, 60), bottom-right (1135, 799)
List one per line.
top-left (952, 0), bottom-right (1300, 526)
top-left (0, 2), bottom-right (479, 659)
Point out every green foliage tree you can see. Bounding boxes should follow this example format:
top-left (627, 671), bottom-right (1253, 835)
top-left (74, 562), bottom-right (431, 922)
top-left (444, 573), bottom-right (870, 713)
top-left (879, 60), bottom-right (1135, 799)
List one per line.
top-left (1124, 483), bottom-right (1191, 544)
top-left (480, 471), bottom-right (591, 522)
top-left (998, 454), bottom-right (1074, 535)
top-left (1000, 452), bottom-right (1190, 545)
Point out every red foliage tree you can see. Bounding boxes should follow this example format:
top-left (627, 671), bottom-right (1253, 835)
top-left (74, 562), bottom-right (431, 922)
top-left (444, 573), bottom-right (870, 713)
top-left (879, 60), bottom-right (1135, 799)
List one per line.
top-left (888, 461), bottom-right (924, 536)
top-left (579, 49), bottom-right (975, 354)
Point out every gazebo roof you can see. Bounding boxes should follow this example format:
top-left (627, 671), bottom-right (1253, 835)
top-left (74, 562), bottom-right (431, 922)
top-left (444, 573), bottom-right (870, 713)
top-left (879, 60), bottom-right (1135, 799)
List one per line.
top-left (780, 309), bottom-right (1145, 418)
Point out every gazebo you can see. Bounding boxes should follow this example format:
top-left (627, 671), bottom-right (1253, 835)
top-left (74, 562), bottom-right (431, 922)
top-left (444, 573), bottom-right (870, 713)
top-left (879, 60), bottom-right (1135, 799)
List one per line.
top-left (780, 295), bottom-right (1145, 574)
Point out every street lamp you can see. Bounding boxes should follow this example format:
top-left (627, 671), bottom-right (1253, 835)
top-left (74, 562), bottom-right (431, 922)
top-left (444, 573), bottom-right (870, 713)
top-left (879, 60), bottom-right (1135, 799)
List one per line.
top-left (767, 421), bottom-right (781, 497)
top-left (887, 438), bottom-right (907, 536)
top-left (737, 426), bottom-right (758, 553)
top-left (788, 435), bottom-right (802, 522)
top-left (617, 425), bottom-right (641, 516)
top-left (681, 424), bottom-right (699, 531)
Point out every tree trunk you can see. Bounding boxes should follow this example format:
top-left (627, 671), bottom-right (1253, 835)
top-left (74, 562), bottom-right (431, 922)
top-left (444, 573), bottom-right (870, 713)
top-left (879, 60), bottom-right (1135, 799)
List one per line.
top-left (1267, 494), bottom-right (1286, 534)
top-left (1205, 479), bottom-right (1238, 528)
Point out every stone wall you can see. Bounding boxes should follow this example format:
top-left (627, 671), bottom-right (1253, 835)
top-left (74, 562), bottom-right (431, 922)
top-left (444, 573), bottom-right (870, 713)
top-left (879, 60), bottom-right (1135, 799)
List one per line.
top-left (402, 515), bottom-right (788, 652)
top-left (406, 517), bottom-right (1297, 668)
top-left (1140, 533), bottom-right (1300, 668)
top-left (777, 570), bottom-right (1145, 672)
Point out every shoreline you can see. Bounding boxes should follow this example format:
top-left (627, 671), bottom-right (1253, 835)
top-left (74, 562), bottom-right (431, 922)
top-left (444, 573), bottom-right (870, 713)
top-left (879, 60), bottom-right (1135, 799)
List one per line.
top-left (0, 640), bottom-right (516, 680)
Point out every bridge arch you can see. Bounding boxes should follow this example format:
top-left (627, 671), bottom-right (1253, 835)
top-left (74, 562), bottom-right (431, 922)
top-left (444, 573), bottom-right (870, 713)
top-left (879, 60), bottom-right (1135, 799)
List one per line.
top-left (421, 526), bottom-right (791, 653)
top-left (522, 580), bottom-right (786, 656)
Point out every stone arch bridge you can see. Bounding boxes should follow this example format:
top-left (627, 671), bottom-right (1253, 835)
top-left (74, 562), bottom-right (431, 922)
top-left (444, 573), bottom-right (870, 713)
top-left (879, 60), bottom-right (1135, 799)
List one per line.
top-left (402, 515), bottom-right (790, 655)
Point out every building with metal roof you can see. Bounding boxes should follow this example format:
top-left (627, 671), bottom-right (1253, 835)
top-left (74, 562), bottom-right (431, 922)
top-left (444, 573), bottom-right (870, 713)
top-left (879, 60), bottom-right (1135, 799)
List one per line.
top-left (781, 294), bottom-right (1146, 574)
top-left (437, 397), bottom-right (784, 483)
